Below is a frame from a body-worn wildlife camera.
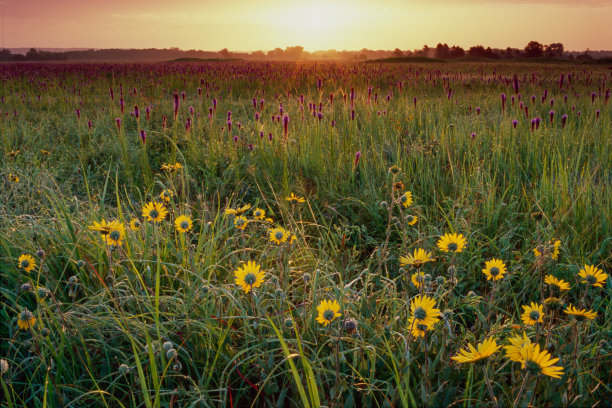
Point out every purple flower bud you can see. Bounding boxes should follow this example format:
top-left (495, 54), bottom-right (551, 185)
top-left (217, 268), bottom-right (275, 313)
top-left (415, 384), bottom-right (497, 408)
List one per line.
top-left (227, 120), bottom-right (232, 132)
top-left (75, 109), bottom-right (80, 119)
top-left (549, 110), bottom-right (555, 123)
top-left (476, 107), bottom-right (481, 115)
top-left (173, 92), bottom-right (179, 118)
top-left (260, 131), bottom-right (264, 138)
top-left (501, 93), bottom-right (506, 112)
top-left (413, 97), bottom-right (417, 107)
top-left (88, 120), bottom-right (92, 129)
top-left (512, 119), bottom-right (518, 128)
top-left (248, 144), bottom-right (253, 150)
top-left (591, 92), bottom-right (596, 103)
top-left (255, 112), bottom-right (260, 122)
top-left (109, 87), bottom-right (114, 101)
top-left (198, 87), bottom-right (202, 96)
top-left (268, 132), bottom-right (273, 141)
top-left (283, 114), bottom-right (289, 140)
top-left (561, 114), bottom-right (567, 128)
top-left (351, 110), bottom-right (355, 121)
top-left (120, 97), bottom-right (124, 113)
top-left (134, 105), bottom-right (139, 119)
top-left (181, 91), bottom-right (186, 101)
top-left (596, 110), bottom-right (600, 119)
top-left (115, 118), bottom-right (121, 130)
top-left (470, 132), bottom-right (476, 139)
top-left (139, 129), bottom-right (146, 144)
top-left (233, 136), bottom-right (238, 143)
top-left (535, 117), bottom-right (541, 129)
top-left (331, 120), bottom-right (336, 127)
top-left (354, 151), bottom-right (361, 167)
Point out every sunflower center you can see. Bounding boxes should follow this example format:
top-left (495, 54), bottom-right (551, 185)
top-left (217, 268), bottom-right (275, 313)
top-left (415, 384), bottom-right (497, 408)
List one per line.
top-left (20, 260), bottom-right (30, 268)
top-left (585, 275), bottom-right (596, 285)
top-left (529, 311), bottom-right (540, 321)
top-left (550, 283), bottom-right (560, 291)
top-left (400, 195), bottom-right (407, 203)
top-left (150, 210), bottom-right (159, 219)
top-left (323, 310), bottom-right (335, 321)
top-left (407, 215), bottom-right (414, 222)
top-left (448, 243), bottom-right (458, 252)
top-left (489, 267), bottom-right (499, 276)
top-left (275, 231), bottom-right (284, 240)
top-left (109, 231), bottom-right (121, 241)
top-left (254, 211), bottom-right (261, 217)
top-left (414, 307), bottom-right (427, 320)
top-left (244, 273), bottom-right (256, 285)
top-left (180, 221), bottom-right (189, 230)
top-left (525, 360), bottom-right (542, 376)
top-left (417, 323), bottom-right (429, 332)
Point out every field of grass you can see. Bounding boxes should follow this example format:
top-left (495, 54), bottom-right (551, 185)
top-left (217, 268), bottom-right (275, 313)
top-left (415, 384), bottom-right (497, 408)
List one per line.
top-left (1, 61), bottom-right (610, 407)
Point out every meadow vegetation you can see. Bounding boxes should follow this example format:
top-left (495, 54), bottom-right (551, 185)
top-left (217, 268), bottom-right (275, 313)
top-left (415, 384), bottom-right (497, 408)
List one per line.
top-left (1, 61), bottom-right (610, 407)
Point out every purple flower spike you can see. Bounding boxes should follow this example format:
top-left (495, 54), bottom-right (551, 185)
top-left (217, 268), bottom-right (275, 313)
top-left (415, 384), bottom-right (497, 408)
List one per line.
top-left (354, 151), bottom-right (361, 168)
top-left (561, 114), bottom-right (567, 128)
top-left (140, 129), bottom-right (146, 144)
top-left (512, 119), bottom-right (518, 128)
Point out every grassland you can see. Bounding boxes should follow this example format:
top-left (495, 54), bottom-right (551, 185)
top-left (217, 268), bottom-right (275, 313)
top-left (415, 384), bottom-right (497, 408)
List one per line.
top-left (1, 61), bottom-right (610, 407)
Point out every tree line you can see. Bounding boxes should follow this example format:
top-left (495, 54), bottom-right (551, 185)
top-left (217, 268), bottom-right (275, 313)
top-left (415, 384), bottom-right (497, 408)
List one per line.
top-left (0, 41), bottom-right (605, 62)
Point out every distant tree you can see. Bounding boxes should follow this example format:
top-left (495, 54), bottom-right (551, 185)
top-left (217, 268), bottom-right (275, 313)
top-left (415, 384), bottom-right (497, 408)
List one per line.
top-left (545, 43), bottom-right (564, 58)
top-left (435, 43), bottom-right (450, 59)
top-left (267, 48), bottom-right (284, 58)
top-left (392, 48), bottom-right (403, 58)
top-left (524, 41), bottom-right (544, 58)
top-left (250, 50), bottom-right (265, 59)
top-left (449, 46), bottom-right (465, 58)
top-left (284, 46), bottom-right (304, 59)
top-left (220, 48), bottom-right (230, 58)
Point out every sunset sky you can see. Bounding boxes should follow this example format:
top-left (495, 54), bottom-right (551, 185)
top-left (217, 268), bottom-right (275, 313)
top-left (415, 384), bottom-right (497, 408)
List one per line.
top-left (1, 0), bottom-right (610, 51)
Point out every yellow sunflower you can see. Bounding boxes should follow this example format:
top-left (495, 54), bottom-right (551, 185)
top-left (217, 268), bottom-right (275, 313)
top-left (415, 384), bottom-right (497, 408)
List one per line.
top-left (399, 191), bottom-right (413, 208)
top-left (224, 208), bottom-right (237, 216)
top-left (268, 227), bottom-right (289, 245)
top-left (253, 208), bottom-right (266, 220)
top-left (563, 304), bottom-right (597, 321)
top-left (236, 204), bottom-right (252, 214)
top-left (18, 254), bottom-right (36, 273)
top-left (234, 215), bottom-right (249, 230)
top-left (129, 218), bottom-right (141, 231)
top-left (17, 309), bottom-right (36, 330)
top-left (161, 162), bottom-right (182, 172)
top-left (437, 233), bottom-right (467, 253)
top-left (316, 299), bottom-right (342, 326)
top-left (452, 337), bottom-right (501, 364)
top-left (88, 219), bottom-right (111, 235)
top-left (142, 202), bottom-right (168, 223)
top-left (504, 332), bottom-right (532, 362)
top-left (407, 295), bottom-right (440, 337)
top-left (159, 189), bottom-right (175, 202)
top-left (400, 248), bottom-right (434, 268)
top-left (9, 173), bottom-right (19, 183)
top-left (544, 275), bottom-right (570, 291)
top-left (577, 265), bottom-right (607, 288)
top-left (104, 221), bottom-right (126, 247)
top-left (533, 239), bottom-right (561, 260)
top-left (174, 215), bottom-right (193, 233)
top-left (482, 258), bottom-right (507, 281)
top-left (234, 261), bottom-right (265, 293)
top-left (285, 193), bottom-right (305, 204)
top-left (405, 214), bottom-right (418, 226)
top-left (518, 344), bottom-right (564, 379)
top-left (521, 302), bottom-right (544, 326)
top-left (411, 272), bottom-right (426, 289)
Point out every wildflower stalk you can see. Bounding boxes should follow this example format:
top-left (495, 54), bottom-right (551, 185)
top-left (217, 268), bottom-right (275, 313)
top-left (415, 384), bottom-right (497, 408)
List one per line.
top-left (483, 363), bottom-right (499, 408)
top-left (513, 372), bottom-right (530, 407)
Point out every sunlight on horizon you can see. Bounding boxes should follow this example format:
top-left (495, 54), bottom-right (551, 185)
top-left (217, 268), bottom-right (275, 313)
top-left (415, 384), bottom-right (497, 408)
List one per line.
top-left (0, 0), bottom-right (610, 51)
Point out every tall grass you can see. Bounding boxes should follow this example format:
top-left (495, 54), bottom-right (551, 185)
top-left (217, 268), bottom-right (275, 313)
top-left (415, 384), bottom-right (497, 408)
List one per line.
top-left (1, 61), bottom-right (610, 407)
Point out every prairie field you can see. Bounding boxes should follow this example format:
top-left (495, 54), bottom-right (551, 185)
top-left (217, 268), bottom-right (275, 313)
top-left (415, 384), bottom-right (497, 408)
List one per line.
top-left (1, 61), bottom-right (610, 407)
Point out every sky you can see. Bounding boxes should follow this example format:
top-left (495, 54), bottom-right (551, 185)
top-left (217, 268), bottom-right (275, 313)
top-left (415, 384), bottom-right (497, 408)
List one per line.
top-left (1, 0), bottom-right (611, 51)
